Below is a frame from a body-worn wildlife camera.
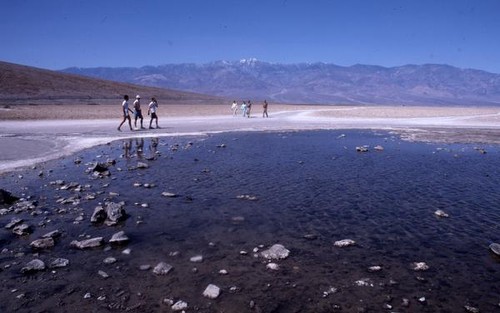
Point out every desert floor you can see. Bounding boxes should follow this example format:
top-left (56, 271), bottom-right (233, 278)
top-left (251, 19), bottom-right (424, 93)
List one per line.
top-left (1, 103), bottom-right (500, 173)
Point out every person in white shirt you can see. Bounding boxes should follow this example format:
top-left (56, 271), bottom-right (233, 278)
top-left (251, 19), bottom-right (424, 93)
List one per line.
top-left (118, 95), bottom-right (133, 131)
top-left (148, 97), bottom-right (160, 129)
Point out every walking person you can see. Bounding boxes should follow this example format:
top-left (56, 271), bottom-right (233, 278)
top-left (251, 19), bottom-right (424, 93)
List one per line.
top-left (262, 100), bottom-right (269, 118)
top-left (231, 100), bottom-right (238, 116)
top-left (246, 100), bottom-right (252, 118)
top-left (241, 101), bottom-right (247, 117)
top-left (118, 95), bottom-right (133, 131)
top-left (133, 95), bottom-right (145, 129)
top-left (148, 97), bottom-right (160, 129)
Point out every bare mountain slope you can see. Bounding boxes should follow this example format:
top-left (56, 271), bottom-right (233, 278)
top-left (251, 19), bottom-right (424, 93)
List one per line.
top-left (62, 59), bottom-right (500, 106)
top-left (0, 61), bottom-right (221, 105)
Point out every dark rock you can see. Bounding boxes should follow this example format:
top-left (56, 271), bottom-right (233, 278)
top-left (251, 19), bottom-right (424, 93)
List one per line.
top-left (0, 189), bottom-right (19, 205)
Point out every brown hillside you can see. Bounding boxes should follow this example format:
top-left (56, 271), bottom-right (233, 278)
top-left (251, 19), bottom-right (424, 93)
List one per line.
top-left (0, 61), bottom-right (222, 105)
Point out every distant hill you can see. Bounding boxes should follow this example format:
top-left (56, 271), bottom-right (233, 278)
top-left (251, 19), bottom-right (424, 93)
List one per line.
top-left (0, 61), bottom-right (221, 105)
top-left (62, 59), bottom-right (500, 106)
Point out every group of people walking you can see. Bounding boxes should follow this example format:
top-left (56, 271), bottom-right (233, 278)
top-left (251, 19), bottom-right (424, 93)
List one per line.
top-left (231, 100), bottom-right (269, 118)
top-left (118, 95), bottom-right (160, 131)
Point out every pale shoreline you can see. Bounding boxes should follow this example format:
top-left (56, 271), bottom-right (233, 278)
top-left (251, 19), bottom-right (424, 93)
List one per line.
top-left (1, 104), bottom-right (500, 174)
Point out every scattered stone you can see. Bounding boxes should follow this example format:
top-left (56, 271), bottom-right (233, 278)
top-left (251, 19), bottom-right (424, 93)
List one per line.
top-left (418, 297), bottom-right (427, 304)
top-left (434, 209), bottom-right (449, 218)
top-left (202, 284), bottom-right (221, 299)
top-left (354, 278), bottom-right (373, 287)
top-left (136, 162), bottom-right (149, 169)
top-left (216, 144), bottom-right (226, 148)
top-left (334, 239), bottom-right (356, 247)
top-left (50, 258), bottom-right (69, 268)
top-left (266, 263), bottom-right (280, 270)
top-left (322, 287), bottom-right (338, 297)
top-left (190, 255), bottom-right (203, 263)
top-left (260, 244), bottom-right (290, 260)
top-left (303, 234), bottom-right (318, 240)
top-left (109, 231), bottom-right (129, 244)
top-left (464, 305), bottom-right (480, 313)
top-left (153, 262), bottom-right (173, 275)
top-left (236, 194), bottom-right (258, 201)
top-left (4, 217), bottom-right (23, 229)
top-left (411, 262), bottom-right (430, 271)
top-left (30, 237), bottom-right (55, 249)
top-left (21, 259), bottom-right (46, 273)
top-left (42, 229), bottom-right (61, 238)
top-left (374, 145), bottom-right (384, 151)
top-left (12, 223), bottom-right (32, 236)
top-left (103, 257), bottom-right (117, 264)
top-left (98, 270), bottom-right (110, 279)
top-left (401, 298), bottom-right (410, 307)
top-left (122, 248), bottom-right (131, 255)
top-left (356, 146), bottom-right (369, 152)
top-left (161, 191), bottom-right (177, 198)
top-left (489, 243), bottom-right (500, 256)
top-left (219, 269), bottom-right (228, 275)
top-left (70, 237), bottom-right (104, 249)
top-left (368, 265), bottom-right (382, 272)
top-left (90, 201), bottom-right (127, 226)
top-left (139, 264), bottom-right (151, 271)
top-left (171, 300), bottom-right (188, 311)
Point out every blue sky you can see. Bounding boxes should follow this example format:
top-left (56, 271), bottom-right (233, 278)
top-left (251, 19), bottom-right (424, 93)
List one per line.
top-left (1, 0), bottom-right (500, 73)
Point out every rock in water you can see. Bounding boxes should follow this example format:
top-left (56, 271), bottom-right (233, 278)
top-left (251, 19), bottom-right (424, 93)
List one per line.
top-left (50, 258), bottom-right (70, 268)
top-left (411, 262), bottom-right (430, 271)
top-left (489, 242), bottom-right (500, 256)
top-left (12, 223), bottom-right (32, 236)
top-left (109, 231), bottom-right (129, 244)
top-left (153, 262), bottom-right (173, 275)
top-left (90, 206), bottom-right (107, 223)
top-left (70, 237), bottom-right (104, 249)
top-left (202, 284), bottom-right (221, 299)
top-left (334, 239), bottom-right (356, 247)
top-left (434, 209), bottom-right (449, 218)
top-left (104, 201), bottom-right (127, 225)
top-left (260, 244), bottom-right (290, 260)
top-left (30, 237), bottom-right (55, 249)
top-left (21, 259), bottom-right (46, 273)
top-left (0, 189), bottom-right (19, 205)
top-left (171, 300), bottom-right (188, 311)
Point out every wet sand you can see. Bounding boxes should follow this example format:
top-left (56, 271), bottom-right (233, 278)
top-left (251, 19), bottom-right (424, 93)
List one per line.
top-left (1, 104), bottom-right (500, 174)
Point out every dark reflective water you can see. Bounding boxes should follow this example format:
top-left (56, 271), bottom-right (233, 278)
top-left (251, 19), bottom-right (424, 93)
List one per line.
top-left (1, 130), bottom-right (499, 313)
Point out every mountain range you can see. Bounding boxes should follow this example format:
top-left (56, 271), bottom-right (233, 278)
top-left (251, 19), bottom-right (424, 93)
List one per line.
top-left (0, 61), bottom-right (220, 106)
top-left (61, 59), bottom-right (500, 106)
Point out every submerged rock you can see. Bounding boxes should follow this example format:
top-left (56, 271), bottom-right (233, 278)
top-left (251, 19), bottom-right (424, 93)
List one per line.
top-left (411, 262), bottom-right (430, 271)
top-left (109, 231), bottom-right (129, 244)
top-left (4, 217), bottom-right (23, 229)
top-left (334, 239), bottom-right (356, 247)
top-left (70, 237), bottom-right (104, 249)
top-left (260, 244), bottom-right (290, 260)
top-left (30, 237), bottom-right (55, 249)
top-left (21, 259), bottom-right (46, 273)
top-left (203, 284), bottom-right (221, 299)
top-left (489, 243), bottom-right (500, 256)
top-left (153, 262), bottom-right (173, 275)
top-left (50, 258), bottom-right (70, 268)
top-left (12, 223), bottom-right (32, 236)
top-left (434, 209), bottom-right (449, 218)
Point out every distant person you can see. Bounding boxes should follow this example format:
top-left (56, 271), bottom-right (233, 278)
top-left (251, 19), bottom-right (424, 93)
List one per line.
top-left (118, 95), bottom-right (133, 131)
top-left (246, 100), bottom-right (252, 118)
top-left (148, 97), bottom-right (160, 129)
top-left (262, 100), bottom-right (269, 118)
top-left (133, 95), bottom-right (144, 129)
top-left (231, 100), bottom-right (238, 116)
top-left (241, 101), bottom-right (247, 117)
